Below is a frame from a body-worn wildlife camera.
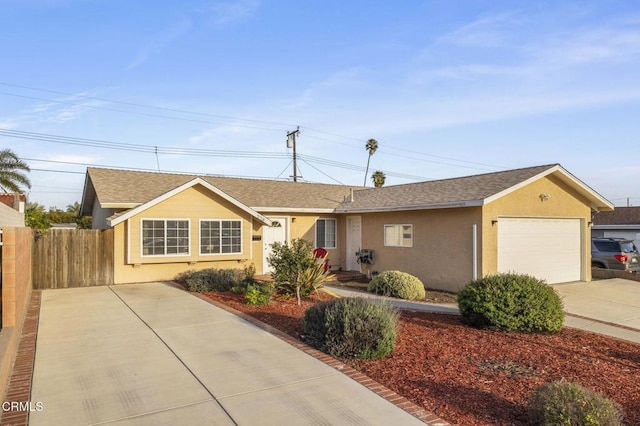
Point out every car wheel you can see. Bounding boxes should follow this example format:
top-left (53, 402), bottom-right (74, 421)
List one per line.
top-left (591, 263), bottom-right (605, 268)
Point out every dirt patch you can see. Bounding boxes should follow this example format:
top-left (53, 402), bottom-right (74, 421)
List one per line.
top-left (202, 290), bottom-right (640, 426)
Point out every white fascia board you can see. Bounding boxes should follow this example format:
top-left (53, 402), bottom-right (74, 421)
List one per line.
top-left (253, 207), bottom-right (337, 214)
top-left (483, 165), bottom-right (615, 211)
top-left (109, 178), bottom-right (272, 227)
top-left (335, 200), bottom-right (483, 214)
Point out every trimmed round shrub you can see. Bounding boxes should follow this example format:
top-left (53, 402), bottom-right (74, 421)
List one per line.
top-left (302, 298), bottom-right (399, 359)
top-left (367, 270), bottom-right (426, 300)
top-left (529, 381), bottom-right (624, 426)
top-left (457, 273), bottom-right (564, 333)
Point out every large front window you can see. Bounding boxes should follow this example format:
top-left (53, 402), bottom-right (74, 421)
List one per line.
top-left (316, 218), bottom-right (336, 249)
top-left (200, 220), bottom-right (242, 254)
top-left (142, 219), bottom-right (190, 256)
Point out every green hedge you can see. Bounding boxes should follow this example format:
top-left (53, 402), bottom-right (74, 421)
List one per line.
top-left (175, 267), bottom-right (253, 293)
top-left (457, 273), bottom-right (564, 333)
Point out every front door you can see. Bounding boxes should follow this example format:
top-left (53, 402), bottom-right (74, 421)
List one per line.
top-left (262, 217), bottom-right (288, 274)
top-left (346, 216), bottom-right (362, 271)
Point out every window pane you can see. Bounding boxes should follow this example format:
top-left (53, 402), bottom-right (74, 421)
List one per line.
top-left (316, 220), bottom-right (326, 247)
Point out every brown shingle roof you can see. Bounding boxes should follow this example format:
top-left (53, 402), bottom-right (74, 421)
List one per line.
top-left (339, 164), bottom-right (557, 211)
top-left (82, 163), bottom-right (611, 216)
top-left (592, 207), bottom-right (640, 225)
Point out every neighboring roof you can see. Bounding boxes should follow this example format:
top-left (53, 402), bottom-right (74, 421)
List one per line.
top-left (81, 164), bottom-right (614, 221)
top-left (337, 164), bottom-right (613, 213)
top-left (0, 193), bottom-right (26, 209)
top-left (80, 167), bottom-right (356, 217)
top-left (592, 206), bottom-right (640, 226)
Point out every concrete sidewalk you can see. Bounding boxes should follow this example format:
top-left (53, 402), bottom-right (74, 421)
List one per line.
top-left (29, 283), bottom-right (429, 426)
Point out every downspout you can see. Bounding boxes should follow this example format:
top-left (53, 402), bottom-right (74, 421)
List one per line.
top-left (472, 224), bottom-right (478, 280)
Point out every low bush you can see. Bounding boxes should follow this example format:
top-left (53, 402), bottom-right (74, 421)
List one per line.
top-left (176, 267), bottom-right (253, 293)
top-left (302, 297), bottom-right (399, 359)
top-left (457, 273), bottom-right (564, 333)
top-left (529, 381), bottom-right (624, 426)
top-left (367, 270), bottom-right (426, 300)
top-left (267, 239), bottom-right (329, 305)
top-left (245, 282), bottom-right (275, 305)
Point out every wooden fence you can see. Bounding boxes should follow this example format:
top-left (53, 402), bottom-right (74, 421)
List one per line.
top-left (32, 229), bottom-right (114, 289)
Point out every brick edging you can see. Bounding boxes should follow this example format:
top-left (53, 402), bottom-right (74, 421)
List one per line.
top-left (1, 291), bottom-right (42, 426)
top-left (190, 291), bottom-right (450, 426)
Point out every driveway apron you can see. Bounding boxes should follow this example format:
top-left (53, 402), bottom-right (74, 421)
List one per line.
top-left (553, 278), bottom-right (640, 343)
top-left (29, 283), bottom-right (425, 425)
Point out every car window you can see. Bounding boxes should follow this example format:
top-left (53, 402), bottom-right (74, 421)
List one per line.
top-left (594, 241), bottom-right (621, 252)
top-left (620, 242), bottom-right (637, 253)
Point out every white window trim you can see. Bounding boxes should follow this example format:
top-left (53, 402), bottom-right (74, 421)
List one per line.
top-left (315, 218), bottom-right (337, 249)
top-left (384, 224), bottom-right (413, 248)
top-left (140, 218), bottom-right (191, 257)
top-left (199, 219), bottom-right (244, 256)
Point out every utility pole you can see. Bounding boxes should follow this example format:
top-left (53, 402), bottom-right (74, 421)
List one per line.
top-left (287, 126), bottom-right (300, 182)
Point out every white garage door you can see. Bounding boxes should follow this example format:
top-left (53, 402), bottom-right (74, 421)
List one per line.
top-left (498, 218), bottom-right (582, 284)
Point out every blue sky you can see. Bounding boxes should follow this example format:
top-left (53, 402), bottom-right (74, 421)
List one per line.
top-left (1, 0), bottom-right (640, 209)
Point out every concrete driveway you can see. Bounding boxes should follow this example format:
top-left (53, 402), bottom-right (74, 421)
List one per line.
top-left (553, 278), bottom-right (640, 343)
top-left (29, 283), bottom-right (429, 426)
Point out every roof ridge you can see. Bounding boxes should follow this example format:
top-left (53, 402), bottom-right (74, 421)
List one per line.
top-left (354, 163), bottom-right (559, 192)
top-left (87, 166), bottom-right (360, 189)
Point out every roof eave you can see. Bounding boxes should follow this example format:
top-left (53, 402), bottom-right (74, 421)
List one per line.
top-left (335, 200), bottom-right (484, 214)
top-left (253, 207), bottom-right (338, 214)
top-left (592, 224), bottom-right (640, 229)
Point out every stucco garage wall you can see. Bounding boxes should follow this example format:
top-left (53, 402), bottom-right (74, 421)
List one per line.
top-left (360, 207), bottom-right (482, 292)
top-left (114, 185), bottom-right (256, 284)
top-left (481, 174), bottom-right (593, 281)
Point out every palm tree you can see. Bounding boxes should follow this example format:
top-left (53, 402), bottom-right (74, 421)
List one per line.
top-left (371, 170), bottom-right (386, 188)
top-left (363, 138), bottom-right (378, 186)
top-left (0, 149), bottom-right (31, 193)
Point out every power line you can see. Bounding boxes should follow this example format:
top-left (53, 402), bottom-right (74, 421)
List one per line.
top-left (0, 91), bottom-right (289, 132)
top-left (5, 128), bottom-right (430, 181)
top-left (0, 81), bottom-right (507, 172)
top-left (0, 81), bottom-right (297, 128)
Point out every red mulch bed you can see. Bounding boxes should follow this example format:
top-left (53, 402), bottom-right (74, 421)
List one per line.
top-left (203, 290), bottom-right (640, 426)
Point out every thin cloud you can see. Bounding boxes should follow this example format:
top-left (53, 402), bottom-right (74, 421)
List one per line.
top-left (206, 0), bottom-right (260, 27)
top-left (127, 18), bottom-right (193, 69)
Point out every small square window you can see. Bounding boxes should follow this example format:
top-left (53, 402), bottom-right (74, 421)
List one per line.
top-left (384, 224), bottom-right (412, 247)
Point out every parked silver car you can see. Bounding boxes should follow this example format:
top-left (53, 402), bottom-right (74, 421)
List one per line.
top-left (591, 237), bottom-right (640, 271)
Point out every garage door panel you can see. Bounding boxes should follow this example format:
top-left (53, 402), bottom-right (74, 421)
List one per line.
top-left (498, 218), bottom-right (581, 284)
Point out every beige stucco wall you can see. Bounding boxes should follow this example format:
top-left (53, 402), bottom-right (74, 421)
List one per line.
top-left (481, 174), bottom-right (593, 280)
top-left (112, 185), bottom-right (345, 284)
top-left (114, 185), bottom-right (257, 284)
top-left (260, 212), bottom-right (344, 271)
top-left (360, 208), bottom-right (482, 292)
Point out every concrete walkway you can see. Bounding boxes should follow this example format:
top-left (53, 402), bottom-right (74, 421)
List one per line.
top-left (326, 280), bottom-right (640, 345)
top-left (29, 283), bottom-right (428, 426)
